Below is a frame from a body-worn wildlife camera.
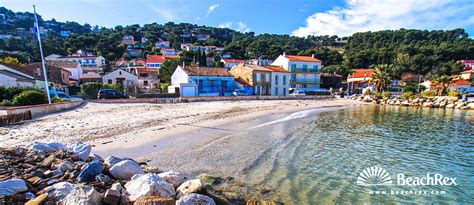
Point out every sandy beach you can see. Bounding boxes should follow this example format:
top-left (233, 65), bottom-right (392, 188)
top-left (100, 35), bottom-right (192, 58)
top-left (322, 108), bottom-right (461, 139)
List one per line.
top-left (1, 98), bottom-right (366, 179)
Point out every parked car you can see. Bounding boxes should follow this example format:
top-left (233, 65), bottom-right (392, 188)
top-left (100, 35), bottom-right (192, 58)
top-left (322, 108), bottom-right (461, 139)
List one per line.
top-left (289, 90), bottom-right (306, 96)
top-left (97, 89), bottom-right (128, 99)
top-left (49, 90), bottom-right (83, 101)
top-left (233, 90), bottom-right (251, 96)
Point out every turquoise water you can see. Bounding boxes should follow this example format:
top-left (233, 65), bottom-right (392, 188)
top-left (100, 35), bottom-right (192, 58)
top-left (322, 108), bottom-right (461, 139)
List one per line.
top-left (249, 106), bottom-right (473, 204)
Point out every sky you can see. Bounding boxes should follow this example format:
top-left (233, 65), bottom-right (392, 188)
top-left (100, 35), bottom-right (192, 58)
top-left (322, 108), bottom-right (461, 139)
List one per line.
top-left (2, 0), bottom-right (474, 37)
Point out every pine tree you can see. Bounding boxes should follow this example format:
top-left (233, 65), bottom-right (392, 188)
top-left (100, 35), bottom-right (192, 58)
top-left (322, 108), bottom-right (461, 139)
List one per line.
top-left (201, 49), bottom-right (207, 67)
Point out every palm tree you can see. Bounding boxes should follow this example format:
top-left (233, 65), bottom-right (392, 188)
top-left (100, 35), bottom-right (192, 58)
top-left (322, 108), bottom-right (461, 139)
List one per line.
top-left (369, 65), bottom-right (392, 92)
top-left (432, 75), bottom-right (453, 96)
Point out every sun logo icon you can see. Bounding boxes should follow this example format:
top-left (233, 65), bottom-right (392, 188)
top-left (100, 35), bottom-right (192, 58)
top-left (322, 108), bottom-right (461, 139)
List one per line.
top-left (356, 166), bottom-right (393, 186)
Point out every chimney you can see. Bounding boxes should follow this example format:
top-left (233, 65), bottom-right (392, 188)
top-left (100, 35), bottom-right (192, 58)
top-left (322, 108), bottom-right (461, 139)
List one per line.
top-left (283, 52), bottom-right (286, 57)
top-left (311, 54), bottom-right (315, 58)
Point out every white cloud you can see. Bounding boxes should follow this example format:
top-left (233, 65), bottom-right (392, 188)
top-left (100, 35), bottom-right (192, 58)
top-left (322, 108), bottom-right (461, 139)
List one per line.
top-left (207, 4), bottom-right (220, 16)
top-left (292, 0), bottom-right (474, 37)
top-left (151, 6), bottom-right (177, 21)
top-left (218, 21), bottom-right (250, 32)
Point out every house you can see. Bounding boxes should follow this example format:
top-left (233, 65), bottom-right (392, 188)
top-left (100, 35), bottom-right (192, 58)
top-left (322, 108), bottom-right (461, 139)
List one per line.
top-left (24, 63), bottom-right (70, 90)
top-left (168, 66), bottom-right (236, 97)
top-left (194, 34), bottom-right (211, 41)
top-left (46, 61), bottom-right (83, 86)
top-left (180, 44), bottom-right (200, 51)
top-left (221, 59), bottom-right (245, 69)
top-left (247, 59), bottom-right (274, 66)
top-left (146, 55), bottom-right (166, 68)
top-left (45, 54), bottom-right (62, 61)
top-left (155, 41), bottom-right (170, 49)
top-left (0, 63), bottom-right (35, 87)
top-left (102, 69), bottom-right (138, 86)
top-left (263, 66), bottom-right (291, 96)
top-left (271, 53), bottom-right (323, 92)
top-left (56, 55), bottom-right (106, 74)
top-left (127, 49), bottom-right (143, 58)
top-left (126, 59), bottom-right (146, 74)
top-left (459, 60), bottom-right (474, 82)
top-left (230, 64), bottom-right (272, 95)
top-left (162, 48), bottom-right (178, 56)
top-left (347, 69), bottom-right (374, 94)
top-left (136, 68), bottom-right (160, 92)
top-left (234, 77), bottom-right (253, 95)
top-left (448, 80), bottom-right (472, 93)
top-left (121, 35), bottom-right (135, 45)
top-left (80, 73), bottom-right (102, 84)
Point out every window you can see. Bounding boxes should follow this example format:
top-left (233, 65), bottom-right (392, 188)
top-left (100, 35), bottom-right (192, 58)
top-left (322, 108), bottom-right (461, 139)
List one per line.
top-left (313, 65), bottom-right (318, 72)
top-left (78, 60), bottom-right (82, 64)
top-left (283, 75), bottom-right (286, 85)
top-left (283, 88), bottom-right (287, 95)
top-left (302, 64), bottom-right (307, 72)
top-left (274, 75), bottom-right (279, 85)
top-left (198, 80), bottom-right (204, 91)
top-left (275, 87), bottom-right (278, 95)
top-left (85, 59), bottom-right (89, 64)
top-left (143, 81), bottom-right (148, 86)
top-left (291, 74), bottom-right (296, 82)
top-left (108, 79), bottom-right (112, 84)
top-left (256, 73), bottom-right (261, 82)
top-left (140, 73), bottom-right (148, 77)
top-left (265, 73), bottom-right (270, 82)
top-left (91, 59), bottom-right (96, 64)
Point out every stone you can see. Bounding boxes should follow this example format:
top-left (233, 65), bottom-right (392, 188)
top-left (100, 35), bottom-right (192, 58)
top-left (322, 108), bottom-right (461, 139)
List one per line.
top-left (89, 153), bottom-right (104, 162)
top-left (158, 171), bottom-right (185, 188)
top-left (66, 141), bottom-right (92, 161)
top-left (124, 173), bottom-right (175, 201)
top-left (96, 174), bottom-right (111, 183)
top-left (41, 155), bottom-right (56, 168)
top-left (62, 185), bottom-right (103, 205)
top-left (176, 179), bottom-right (205, 198)
top-left (246, 199), bottom-right (284, 205)
top-left (25, 193), bottom-right (48, 205)
top-left (0, 178), bottom-right (28, 196)
top-left (176, 193), bottom-right (216, 205)
top-left (109, 159), bottom-right (144, 180)
top-left (401, 100), bottom-right (410, 106)
top-left (28, 141), bottom-right (65, 153)
top-left (105, 156), bottom-right (122, 167)
top-left (27, 176), bottom-right (42, 186)
top-left (134, 196), bottom-right (175, 205)
top-left (77, 160), bottom-right (105, 182)
top-left (446, 103), bottom-right (455, 108)
top-left (143, 165), bottom-right (162, 174)
top-left (110, 182), bottom-right (123, 193)
top-left (196, 174), bottom-right (222, 186)
top-left (103, 189), bottom-right (121, 205)
top-left (58, 161), bottom-right (74, 172)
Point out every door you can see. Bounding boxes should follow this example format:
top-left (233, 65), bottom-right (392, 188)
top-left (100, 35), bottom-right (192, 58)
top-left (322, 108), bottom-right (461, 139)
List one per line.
top-left (116, 78), bottom-right (125, 86)
top-left (182, 86), bottom-right (196, 97)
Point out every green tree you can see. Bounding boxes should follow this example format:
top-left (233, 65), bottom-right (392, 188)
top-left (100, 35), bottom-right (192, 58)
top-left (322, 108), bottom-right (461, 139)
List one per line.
top-left (369, 66), bottom-right (392, 92)
top-left (160, 59), bottom-right (180, 83)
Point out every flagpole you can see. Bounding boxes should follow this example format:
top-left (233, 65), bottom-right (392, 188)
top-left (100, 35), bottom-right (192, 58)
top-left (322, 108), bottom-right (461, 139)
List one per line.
top-left (33, 5), bottom-right (51, 104)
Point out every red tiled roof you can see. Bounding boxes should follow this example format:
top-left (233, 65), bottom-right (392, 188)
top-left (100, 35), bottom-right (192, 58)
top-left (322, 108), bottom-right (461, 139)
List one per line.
top-left (59, 56), bottom-right (99, 60)
top-left (452, 80), bottom-right (471, 85)
top-left (146, 55), bottom-right (166, 63)
top-left (80, 73), bottom-right (102, 79)
top-left (349, 69), bottom-right (374, 78)
top-left (0, 62), bottom-right (34, 77)
top-left (137, 68), bottom-right (159, 73)
top-left (285, 55), bottom-right (321, 62)
top-left (164, 55), bottom-right (180, 59)
top-left (235, 77), bottom-right (251, 86)
top-left (184, 67), bottom-right (233, 77)
top-left (223, 59), bottom-right (245, 63)
top-left (461, 60), bottom-right (474, 64)
top-left (263, 65), bottom-right (289, 73)
top-left (47, 61), bottom-right (79, 68)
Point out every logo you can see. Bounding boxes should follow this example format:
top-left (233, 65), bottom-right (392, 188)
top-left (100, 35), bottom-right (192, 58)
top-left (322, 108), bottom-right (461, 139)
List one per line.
top-left (356, 166), bottom-right (393, 186)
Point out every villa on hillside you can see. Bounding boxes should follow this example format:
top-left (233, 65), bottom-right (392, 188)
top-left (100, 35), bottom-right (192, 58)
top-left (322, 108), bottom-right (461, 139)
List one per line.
top-left (271, 53), bottom-right (323, 92)
top-left (347, 69), bottom-right (374, 94)
top-left (168, 66), bottom-right (236, 97)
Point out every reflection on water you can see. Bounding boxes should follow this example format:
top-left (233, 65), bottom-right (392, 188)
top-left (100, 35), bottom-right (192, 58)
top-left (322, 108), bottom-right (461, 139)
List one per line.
top-left (247, 106), bottom-right (474, 204)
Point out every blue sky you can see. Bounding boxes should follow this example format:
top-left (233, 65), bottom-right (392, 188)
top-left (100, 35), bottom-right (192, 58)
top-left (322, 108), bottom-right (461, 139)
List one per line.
top-left (2, 0), bottom-right (474, 37)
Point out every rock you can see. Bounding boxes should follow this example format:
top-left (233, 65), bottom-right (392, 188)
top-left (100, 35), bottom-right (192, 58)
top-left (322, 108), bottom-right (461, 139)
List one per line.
top-left (96, 174), bottom-right (111, 183)
top-left (109, 159), bottom-right (144, 180)
top-left (27, 176), bottom-right (42, 186)
top-left (158, 171), bottom-right (185, 188)
top-left (41, 154), bottom-right (56, 168)
top-left (28, 141), bottom-right (65, 153)
top-left (46, 182), bottom-right (76, 202)
top-left (62, 185), bottom-right (103, 205)
top-left (67, 141), bottom-right (92, 161)
top-left (143, 165), bottom-right (162, 174)
top-left (446, 103), bottom-right (455, 108)
top-left (0, 178), bottom-right (28, 196)
top-left (135, 196), bottom-right (175, 205)
top-left (77, 160), bottom-right (105, 182)
top-left (176, 179), bottom-right (205, 198)
top-left (401, 100), bottom-right (410, 106)
top-left (176, 193), bottom-right (216, 205)
top-left (196, 174), bottom-right (222, 186)
top-left (246, 199), bottom-right (284, 205)
top-left (110, 182), bottom-right (123, 193)
top-left (124, 173), bottom-right (175, 201)
top-left (105, 156), bottom-right (122, 167)
top-left (103, 189), bottom-right (121, 205)
top-left (58, 161), bottom-right (74, 172)
top-left (89, 153), bottom-right (104, 162)
top-left (25, 193), bottom-right (48, 205)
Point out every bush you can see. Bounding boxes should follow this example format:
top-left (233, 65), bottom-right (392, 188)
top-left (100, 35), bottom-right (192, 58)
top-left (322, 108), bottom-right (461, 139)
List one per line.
top-left (448, 89), bottom-right (460, 97)
top-left (80, 82), bottom-right (103, 99)
top-left (372, 91), bottom-right (382, 99)
top-left (12, 90), bottom-right (48, 106)
top-left (401, 92), bottom-right (414, 100)
top-left (1, 100), bottom-right (13, 106)
top-left (52, 97), bottom-right (65, 103)
top-left (402, 84), bottom-right (417, 93)
top-left (382, 92), bottom-right (391, 99)
top-left (421, 90), bottom-right (436, 98)
top-left (102, 83), bottom-right (124, 94)
top-left (0, 86), bottom-right (41, 101)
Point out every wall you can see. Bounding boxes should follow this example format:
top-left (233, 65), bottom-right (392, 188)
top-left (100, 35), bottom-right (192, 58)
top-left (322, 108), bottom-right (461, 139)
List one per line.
top-left (103, 69), bottom-right (138, 85)
top-left (271, 72), bottom-right (291, 96)
top-left (1, 101), bottom-right (84, 118)
top-left (181, 95), bottom-right (333, 102)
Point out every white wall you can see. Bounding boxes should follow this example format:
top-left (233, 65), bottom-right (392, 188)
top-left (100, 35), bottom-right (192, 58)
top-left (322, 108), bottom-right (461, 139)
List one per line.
top-left (271, 55), bottom-right (290, 69)
top-left (271, 72), bottom-right (291, 95)
top-left (168, 66), bottom-right (190, 93)
top-left (102, 69), bottom-right (138, 85)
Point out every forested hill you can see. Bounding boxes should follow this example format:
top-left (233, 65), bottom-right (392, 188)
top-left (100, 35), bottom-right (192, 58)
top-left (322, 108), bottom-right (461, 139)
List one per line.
top-left (1, 6), bottom-right (473, 79)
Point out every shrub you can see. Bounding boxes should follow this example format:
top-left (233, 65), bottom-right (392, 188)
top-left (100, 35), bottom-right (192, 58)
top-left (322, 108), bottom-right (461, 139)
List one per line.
top-left (12, 90), bottom-right (48, 106)
top-left (0, 86), bottom-right (41, 101)
top-left (102, 83), bottom-right (124, 94)
top-left (382, 92), bottom-right (391, 99)
top-left (80, 82), bottom-right (103, 99)
top-left (421, 90), bottom-right (436, 98)
top-left (448, 89), bottom-right (460, 97)
top-left (372, 91), bottom-right (382, 99)
top-left (52, 97), bottom-right (65, 103)
top-left (401, 92), bottom-right (414, 100)
top-left (1, 100), bottom-right (13, 106)
top-left (402, 84), bottom-right (417, 93)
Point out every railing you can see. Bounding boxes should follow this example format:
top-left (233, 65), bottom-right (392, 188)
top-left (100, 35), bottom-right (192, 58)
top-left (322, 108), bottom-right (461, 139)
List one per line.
top-left (289, 68), bottom-right (320, 73)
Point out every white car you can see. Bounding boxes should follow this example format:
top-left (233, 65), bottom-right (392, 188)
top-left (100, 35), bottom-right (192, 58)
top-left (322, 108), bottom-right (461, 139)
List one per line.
top-left (49, 90), bottom-right (83, 101)
top-left (290, 90), bottom-right (306, 96)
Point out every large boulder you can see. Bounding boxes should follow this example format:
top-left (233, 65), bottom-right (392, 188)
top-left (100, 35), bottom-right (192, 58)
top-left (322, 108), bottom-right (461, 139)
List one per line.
top-left (176, 179), bottom-right (205, 198)
top-left (46, 182), bottom-right (77, 202)
top-left (176, 193), bottom-right (216, 205)
top-left (28, 141), bottom-right (65, 153)
top-left (62, 185), bottom-right (103, 205)
top-left (124, 173), bottom-right (175, 201)
top-left (77, 160), bottom-right (105, 182)
top-left (105, 156), bottom-right (123, 167)
top-left (109, 159), bottom-right (144, 180)
top-left (66, 141), bottom-right (92, 161)
top-left (58, 161), bottom-right (74, 172)
top-left (158, 171), bottom-right (185, 188)
top-left (134, 196), bottom-right (175, 205)
top-left (0, 178), bottom-right (28, 196)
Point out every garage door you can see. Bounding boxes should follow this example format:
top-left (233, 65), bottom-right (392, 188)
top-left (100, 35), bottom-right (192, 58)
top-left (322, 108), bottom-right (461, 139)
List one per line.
top-left (181, 86), bottom-right (196, 97)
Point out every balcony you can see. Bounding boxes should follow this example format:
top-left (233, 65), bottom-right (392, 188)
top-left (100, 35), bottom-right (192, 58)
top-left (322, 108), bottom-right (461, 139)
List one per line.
top-left (289, 68), bottom-right (320, 73)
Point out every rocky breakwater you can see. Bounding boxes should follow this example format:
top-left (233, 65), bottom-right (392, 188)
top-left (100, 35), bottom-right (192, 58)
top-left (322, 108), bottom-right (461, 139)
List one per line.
top-left (0, 141), bottom-right (279, 205)
top-left (350, 95), bottom-right (474, 110)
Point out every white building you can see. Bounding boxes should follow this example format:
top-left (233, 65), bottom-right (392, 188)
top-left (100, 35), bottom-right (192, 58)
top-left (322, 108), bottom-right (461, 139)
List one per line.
top-left (221, 59), bottom-right (245, 69)
top-left (271, 53), bottom-right (323, 91)
top-left (47, 61), bottom-right (83, 85)
top-left (102, 69), bottom-right (138, 86)
top-left (56, 55), bottom-right (106, 74)
top-left (263, 66), bottom-right (291, 96)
